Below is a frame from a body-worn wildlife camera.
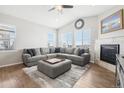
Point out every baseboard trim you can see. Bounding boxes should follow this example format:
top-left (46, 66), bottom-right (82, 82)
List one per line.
top-left (90, 61), bottom-right (94, 63)
top-left (0, 62), bottom-right (23, 68)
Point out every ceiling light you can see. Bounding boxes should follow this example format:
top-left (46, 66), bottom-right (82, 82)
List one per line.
top-left (55, 5), bottom-right (63, 12)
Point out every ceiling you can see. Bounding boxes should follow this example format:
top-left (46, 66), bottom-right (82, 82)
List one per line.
top-left (0, 5), bottom-right (115, 29)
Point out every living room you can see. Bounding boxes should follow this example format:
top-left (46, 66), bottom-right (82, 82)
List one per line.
top-left (0, 1), bottom-right (124, 90)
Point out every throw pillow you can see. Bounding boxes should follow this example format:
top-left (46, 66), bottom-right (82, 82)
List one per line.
top-left (26, 49), bottom-right (36, 57)
top-left (74, 48), bottom-right (80, 55)
top-left (35, 48), bottom-right (41, 55)
top-left (55, 47), bottom-right (60, 53)
top-left (78, 49), bottom-right (85, 56)
top-left (65, 48), bottom-right (74, 54)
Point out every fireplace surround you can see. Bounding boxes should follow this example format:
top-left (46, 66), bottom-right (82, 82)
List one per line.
top-left (100, 44), bottom-right (120, 65)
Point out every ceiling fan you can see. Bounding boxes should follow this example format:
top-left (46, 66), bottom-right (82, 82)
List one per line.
top-left (48, 5), bottom-right (73, 13)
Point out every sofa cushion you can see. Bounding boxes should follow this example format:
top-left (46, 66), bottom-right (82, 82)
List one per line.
top-left (49, 47), bottom-right (55, 53)
top-left (46, 54), bottom-right (57, 59)
top-left (35, 48), bottom-right (41, 55)
top-left (73, 48), bottom-right (80, 55)
top-left (40, 55), bottom-right (48, 60)
top-left (78, 48), bottom-right (89, 56)
top-left (55, 47), bottom-right (60, 53)
top-left (28, 55), bottom-right (47, 62)
top-left (65, 48), bottom-right (74, 54)
top-left (60, 48), bottom-right (65, 53)
top-left (67, 55), bottom-right (84, 62)
top-left (41, 48), bottom-right (50, 54)
top-left (84, 48), bottom-right (89, 53)
top-left (57, 53), bottom-right (70, 58)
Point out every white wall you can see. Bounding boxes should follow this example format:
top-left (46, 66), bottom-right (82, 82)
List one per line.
top-left (58, 16), bottom-right (99, 63)
top-left (98, 5), bottom-right (124, 39)
top-left (0, 13), bottom-right (56, 67)
top-left (95, 5), bottom-right (124, 72)
top-left (0, 13), bottom-right (56, 49)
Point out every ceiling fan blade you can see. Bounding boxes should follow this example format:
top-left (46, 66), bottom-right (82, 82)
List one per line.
top-left (62, 5), bottom-right (73, 8)
top-left (48, 7), bottom-right (55, 11)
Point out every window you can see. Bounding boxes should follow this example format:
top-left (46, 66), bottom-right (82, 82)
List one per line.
top-left (75, 29), bottom-right (91, 47)
top-left (48, 32), bottom-right (55, 47)
top-left (63, 32), bottom-right (73, 47)
top-left (82, 29), bottom-right (91, 45)
top-left (0, 24), bottom-right (16, 50)
top-left (75, 30), bottom-right (82, 46)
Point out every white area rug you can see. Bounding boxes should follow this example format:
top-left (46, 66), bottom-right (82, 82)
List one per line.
top-left (23, 64), bottom-right (90, 88)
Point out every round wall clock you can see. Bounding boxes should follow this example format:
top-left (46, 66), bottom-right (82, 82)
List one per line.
top-left (75, 19), bottom-right (84, 29)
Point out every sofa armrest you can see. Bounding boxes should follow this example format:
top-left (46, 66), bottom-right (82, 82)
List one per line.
top-left (23, 53), bottom-right (31, 58)
top-left (81, 53), bottom-right (90, 57)
top-left (22, 53), bottom-right (31, 63)
top-left (81, 53), bottom-right (90, 64)
top-left (28, 55), bottom-right (44, 62)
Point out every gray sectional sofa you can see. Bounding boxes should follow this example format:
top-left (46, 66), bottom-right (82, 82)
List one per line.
top-left (22, 47), bottom-right (90, 67)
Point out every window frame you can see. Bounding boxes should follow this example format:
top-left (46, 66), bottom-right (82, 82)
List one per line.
top-left (75, 29), bottom-right (91, 47)
top-left (63, 31), bottom-right (73, 47)
top-left (48, 31), bottom-right (56, 47)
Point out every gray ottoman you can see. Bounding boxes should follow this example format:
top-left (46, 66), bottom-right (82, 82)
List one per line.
top-left (37, 59), bottom-right (72, 79)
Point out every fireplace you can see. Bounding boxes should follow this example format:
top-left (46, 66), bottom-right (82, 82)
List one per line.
top-left (100, 44), bottom-right (120, 65)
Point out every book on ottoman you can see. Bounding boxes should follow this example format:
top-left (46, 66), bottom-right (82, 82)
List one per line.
top-left (43, 58), bottom-right (65, 64)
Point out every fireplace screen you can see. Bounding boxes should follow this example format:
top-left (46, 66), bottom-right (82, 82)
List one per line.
top-left (0, 24), bottom-right (16, 50)
top-left (100, 44), bottom-right (120, 65)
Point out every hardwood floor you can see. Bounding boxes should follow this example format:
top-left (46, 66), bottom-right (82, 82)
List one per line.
top-left (0, 64), bottom-right (39, 88)
top-left (0, 63), bottom-right (115, 88)
top-left (74, 64), bottom-right (115, 88)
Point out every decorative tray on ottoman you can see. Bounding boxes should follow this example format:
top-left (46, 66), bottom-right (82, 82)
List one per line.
top-left (43, 58), bottom-right (65, 64)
